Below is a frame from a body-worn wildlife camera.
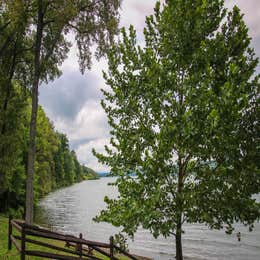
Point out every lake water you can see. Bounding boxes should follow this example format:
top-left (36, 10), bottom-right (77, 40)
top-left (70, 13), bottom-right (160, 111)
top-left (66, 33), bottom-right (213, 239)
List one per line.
top-left (36, 177), bottom-right (260, 260)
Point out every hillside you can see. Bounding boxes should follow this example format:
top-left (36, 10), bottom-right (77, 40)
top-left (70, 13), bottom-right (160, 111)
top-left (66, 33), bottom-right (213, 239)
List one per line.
top-left (82, 166), bottom-right (100, 180)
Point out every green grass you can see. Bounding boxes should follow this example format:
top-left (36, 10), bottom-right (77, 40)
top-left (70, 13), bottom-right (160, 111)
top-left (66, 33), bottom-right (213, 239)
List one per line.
top-left (0, 213), bottom-right (108, 259)
top-left (0, 214), bottom-right (21, 259)
top-left (0, 215), bottom-right (131, 260)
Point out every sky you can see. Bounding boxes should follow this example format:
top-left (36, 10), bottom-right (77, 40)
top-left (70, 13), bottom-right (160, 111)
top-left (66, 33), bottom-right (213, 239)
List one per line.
top-left (39, 0), bottom-right (260, 172)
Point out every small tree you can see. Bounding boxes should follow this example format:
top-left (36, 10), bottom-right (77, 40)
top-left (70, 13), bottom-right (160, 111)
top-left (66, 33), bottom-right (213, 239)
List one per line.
top-left (94, 1), bottom-right (260, 259)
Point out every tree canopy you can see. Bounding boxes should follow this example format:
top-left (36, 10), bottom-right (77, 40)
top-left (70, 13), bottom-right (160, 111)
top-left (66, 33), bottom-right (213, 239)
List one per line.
top-left (94, 1), bottom-right (260, 259)
top-left (0, 88), bottom-right (98, 215)
top-left (0, 0), bottom-right (104, 219)
top-left (1, 0), bottom-right (121, 223)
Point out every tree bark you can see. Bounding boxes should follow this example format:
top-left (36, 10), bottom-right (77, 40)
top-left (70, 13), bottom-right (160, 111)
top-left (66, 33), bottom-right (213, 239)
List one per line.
top-left (25, 0), bottom-right (44, 224)
top-left (175, 156), bottom-right (184, 260)
top-left (176, 217), bottom-right (183, 260)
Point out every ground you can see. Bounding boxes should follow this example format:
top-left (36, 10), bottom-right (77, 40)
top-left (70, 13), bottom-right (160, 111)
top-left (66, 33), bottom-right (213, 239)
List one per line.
top-left (0, 214), bottom-right (110, 259)
top-left (0, 214), bottom-right (150, 260)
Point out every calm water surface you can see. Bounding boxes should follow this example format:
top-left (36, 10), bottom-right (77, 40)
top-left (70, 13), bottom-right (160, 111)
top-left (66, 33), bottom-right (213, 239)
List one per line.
top-left (36, 177), bottom-right (260, 260)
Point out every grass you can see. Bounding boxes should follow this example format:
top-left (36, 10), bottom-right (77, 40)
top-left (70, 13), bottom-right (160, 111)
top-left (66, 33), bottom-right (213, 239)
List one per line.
top-left (0, 214), bottom-right (24, 259)
top-left (0, 214), bottom-right (131, 260)
top-left (0, 215), bottom-right (136, 260)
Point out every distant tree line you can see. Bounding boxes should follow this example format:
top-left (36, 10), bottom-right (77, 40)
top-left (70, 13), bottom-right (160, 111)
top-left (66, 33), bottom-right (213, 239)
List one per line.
top-left (0, 84), bottom-right (97, 216)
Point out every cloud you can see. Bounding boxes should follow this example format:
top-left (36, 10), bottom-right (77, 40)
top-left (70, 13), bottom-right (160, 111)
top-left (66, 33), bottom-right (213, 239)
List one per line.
top-left (40, 72), bottom-right (101, 120)
top-left (43, 97), bottom-right (110, 144)
top-left (120, 1), bottom-right (155, 31)
top-left (76, 138), bottom-right (111, 172)
top-left (39, 0), bottom-right (260, 172)
top-left (225, 1), bottom-right (260, 73)
top-left (67, 99), bottom-right (110, 142)
top-left (226, 1), bottom-right (260, 40)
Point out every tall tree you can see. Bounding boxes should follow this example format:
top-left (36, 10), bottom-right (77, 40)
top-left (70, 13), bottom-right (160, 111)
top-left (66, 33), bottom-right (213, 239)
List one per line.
top-left (94, 1), bottom-right (260, 259)
top-left (0, 1), bottom-right (32, 213)
top-left (71, 150), bottom-right (82, 182)
top-left (25, 0), bottom-right (121, 224)
top-left (35, 107), bottom-right (58, 197)
top-left (0, 83), bottom-right (28, 214)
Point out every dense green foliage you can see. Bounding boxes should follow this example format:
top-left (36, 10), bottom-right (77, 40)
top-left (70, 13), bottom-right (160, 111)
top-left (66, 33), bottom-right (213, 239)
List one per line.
top-left (0, 86), bottom-right (98, 216)
top-left (82, 166), bottom-right (100, 180)
top-left (94, 1), bottom-right (260, 259)
top-left (0, 0), bottom-right (121, 224)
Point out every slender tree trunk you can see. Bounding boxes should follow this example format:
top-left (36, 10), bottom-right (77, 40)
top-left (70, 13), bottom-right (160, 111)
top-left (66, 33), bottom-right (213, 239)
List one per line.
top-left (176, 217), bottom-right (183, 260)
top-left (175, 156), bottom-right (184, 260)
top-left (25, 0), bottom-right (43, 224)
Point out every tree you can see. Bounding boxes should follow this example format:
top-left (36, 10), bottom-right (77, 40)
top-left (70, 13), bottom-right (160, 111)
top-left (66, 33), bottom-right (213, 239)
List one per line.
top-left (71, 150), bottom-right (83, 182)
top-left (24, 0), bottom-right (121, 224)
top-left (0, 91), bottom-right (95, 215)
top-left (34, 107), bottom-right (58, 197)
top-left (94, 1), bottom-right (260, 259)
top-left (0, 83), bottom-right (28, 214)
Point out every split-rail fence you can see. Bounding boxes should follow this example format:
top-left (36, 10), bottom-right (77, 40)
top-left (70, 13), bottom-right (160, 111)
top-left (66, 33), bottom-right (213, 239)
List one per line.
top-left (8, 217), bottom-right (138, 260)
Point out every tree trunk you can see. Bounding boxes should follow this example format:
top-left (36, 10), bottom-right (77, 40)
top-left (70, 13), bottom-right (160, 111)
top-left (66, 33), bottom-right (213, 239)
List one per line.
top-left (176, 217), bottom-right (183, 260)
top-left (25, 0), bottom-right (44, 224)
top-left (175, 156), bottom-right (184, 260)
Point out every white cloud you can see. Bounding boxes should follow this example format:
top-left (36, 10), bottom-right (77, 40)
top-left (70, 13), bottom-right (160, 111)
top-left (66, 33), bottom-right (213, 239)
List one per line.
top-left (39, 0), bottom-right (260, 172)
top-left (52, 99), bottom-right (109, 142)
top-left (76, 138), bottom-right (111, 172)
top-left (226, 0), bottom-right (260, 39)
top-left (120, 1), bottom-right (155, 31)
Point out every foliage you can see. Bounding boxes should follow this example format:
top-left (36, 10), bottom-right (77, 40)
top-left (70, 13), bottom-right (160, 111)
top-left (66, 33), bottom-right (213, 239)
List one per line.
top-left (0, 215), bottom-right (123, 260)
top-left (82, 165), bottom-right (99, 180)
top-left (25, 0), bottom-right (120, 223)
top-left (0, 84), bottom-right (28, 215)
top-left (113, 233), bottom-right (129, 254)
top-left (0, 90), bottom-right (96, 215)
top-left (1, 0), bottom-right (121, 223)
top-left (94, 1), bottom-right (260, 259)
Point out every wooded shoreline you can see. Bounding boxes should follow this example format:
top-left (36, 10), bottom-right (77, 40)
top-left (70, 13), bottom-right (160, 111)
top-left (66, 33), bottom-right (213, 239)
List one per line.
top-left (0, 100), bottom-right (99, 216)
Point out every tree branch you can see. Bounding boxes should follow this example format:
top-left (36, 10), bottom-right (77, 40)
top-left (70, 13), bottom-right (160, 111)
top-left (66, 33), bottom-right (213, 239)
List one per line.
top-left (41, 27), bottom-right (63, 65)
top-left (0, 20), bottom-right (11, 33)
top-left (169, 231), bottom-right (176, 237)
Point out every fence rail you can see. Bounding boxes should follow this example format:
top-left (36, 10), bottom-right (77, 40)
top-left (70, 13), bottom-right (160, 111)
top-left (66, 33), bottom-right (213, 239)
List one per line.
top-left (8, 216), bottom-right (139, 260)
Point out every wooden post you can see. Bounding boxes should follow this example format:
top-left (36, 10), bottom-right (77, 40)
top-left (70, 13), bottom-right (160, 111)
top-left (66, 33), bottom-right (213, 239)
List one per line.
top-left (109, 236), bottom-right (114, 260)
top-left (79, 233), bottom-right (83, 258)
top-left (8, 215), bottom-right (12, 250)
top-left (21, 223), bottom-right (26, 260)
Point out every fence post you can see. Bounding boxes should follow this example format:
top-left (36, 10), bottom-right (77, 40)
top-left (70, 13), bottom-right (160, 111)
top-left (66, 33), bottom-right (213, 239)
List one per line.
top-left (8, 215), bottom-right (12, 250)
top-left (21, 223), bottom-right (26, 260)
top-left (109, 236), bottom-right (114, 260)
top-left (79, 233), bottom-right (83, 258)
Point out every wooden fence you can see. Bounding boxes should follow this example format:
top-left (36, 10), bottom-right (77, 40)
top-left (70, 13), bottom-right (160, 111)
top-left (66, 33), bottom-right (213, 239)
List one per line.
top-left (8, 217), bottom-right (138, 260)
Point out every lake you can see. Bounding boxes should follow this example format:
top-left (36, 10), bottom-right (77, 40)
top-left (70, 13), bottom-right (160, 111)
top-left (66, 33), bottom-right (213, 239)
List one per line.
top-left (36, 177), bottom-right (260, 260)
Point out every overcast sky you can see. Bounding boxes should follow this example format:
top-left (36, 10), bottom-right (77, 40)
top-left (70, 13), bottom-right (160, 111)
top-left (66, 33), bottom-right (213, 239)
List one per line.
top-left (39, 0), bottom-right (260, 172)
